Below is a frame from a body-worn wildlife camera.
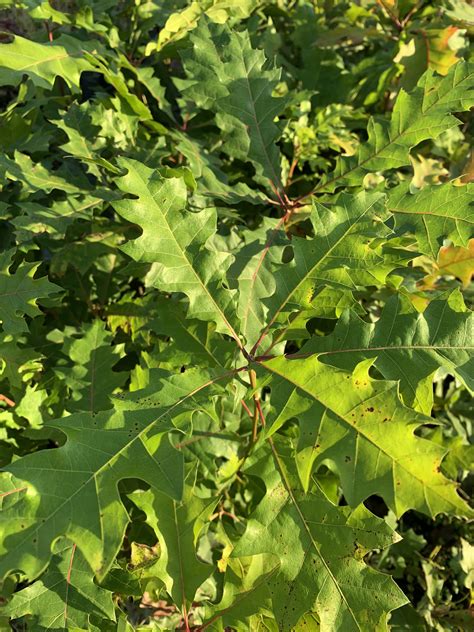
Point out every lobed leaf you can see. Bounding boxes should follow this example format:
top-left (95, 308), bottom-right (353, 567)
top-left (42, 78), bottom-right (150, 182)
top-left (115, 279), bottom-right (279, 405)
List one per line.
top-left (130, 486), bottom-right (218, 609)
top-left (4, 540), bottom-right (115, 631)
top-left (232, 445), bottom-right (407, 631)
top-left (317, 62), bottom-right (474, 192)
top-left (181, 17), bottom-right (286, 190)
top-left (0, 34), bottom-right (94, 90)
top-left (303, 292), bottom-right (474, 413)
top-left (251, 191), bottom-right (401, 352)
top-left (0, 370), bottom-right (225, 582)
top-left (113, 158), bottom-right (241, 344)
top-left (259, 356), bottom-right (471, 517)
top-left (388, 182), bottom-right (474, 258)
top-left (0, 250), bottom-right (61, 335)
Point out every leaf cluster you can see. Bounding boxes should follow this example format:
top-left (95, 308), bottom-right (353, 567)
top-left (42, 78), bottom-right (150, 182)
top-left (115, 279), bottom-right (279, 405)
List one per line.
top-left (0, 1), bottom-right (473, 631)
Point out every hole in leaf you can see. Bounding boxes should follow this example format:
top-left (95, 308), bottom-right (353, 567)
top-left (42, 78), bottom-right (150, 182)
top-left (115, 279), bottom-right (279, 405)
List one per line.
top-left (363, 495), bottom-right (389, 518)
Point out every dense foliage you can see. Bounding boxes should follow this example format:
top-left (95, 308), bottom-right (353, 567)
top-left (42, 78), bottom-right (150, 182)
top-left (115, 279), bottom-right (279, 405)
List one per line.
top-left (0, 1), bottom-right (473, 630)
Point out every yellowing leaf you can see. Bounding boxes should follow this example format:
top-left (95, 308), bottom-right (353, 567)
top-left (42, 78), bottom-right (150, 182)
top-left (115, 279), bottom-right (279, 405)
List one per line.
top-left (397, 27), bottom-right (465, 90)
top-left (420, 239), bottom-right (474, 288)
top-left (410, 154), bottom-right (448, 190)
top-left (145, 0), bottom-right (255, 55)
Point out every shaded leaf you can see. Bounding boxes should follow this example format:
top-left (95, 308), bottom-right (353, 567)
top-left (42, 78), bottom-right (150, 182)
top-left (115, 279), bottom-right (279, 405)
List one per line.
top-left (182, 18), bottom-right (286, 189)
top-left (0, 250), bottom-right (60, 335)
top-left (57, 320), bottom-right (127, 413)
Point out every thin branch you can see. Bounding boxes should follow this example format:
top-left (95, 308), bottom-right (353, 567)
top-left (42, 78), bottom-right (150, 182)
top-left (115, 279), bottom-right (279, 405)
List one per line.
top-left (241, 398), bottom-right (253, 418)
top-left (400, 1), bottom-right (427, 28)
top-left (44, 20), bottom-right (54, 43)
top-left (376, 0), bottom-right (402, 30)
top-left (249, 369), bottom-right (260, 443)
top-left (0, 394), bottom-right (15, 407)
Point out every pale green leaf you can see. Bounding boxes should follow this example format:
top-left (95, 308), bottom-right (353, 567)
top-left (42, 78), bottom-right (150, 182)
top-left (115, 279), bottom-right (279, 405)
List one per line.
top-left (113, 158), bottom-right (240, 342)
top-left (11, 195), bottom-right (104, 242)
top-left (0, 34), bottom-right (94, 90)
top-left (201, 555), bottom-right (277, 630)
top-left (260, 356), bottom-right (470, 517)
top-left (146, 0), bottom-right (256, 54)
top-left (228, 217), bottom-right (285, 346)
top-left (175, 132), bottom-right (267, 205)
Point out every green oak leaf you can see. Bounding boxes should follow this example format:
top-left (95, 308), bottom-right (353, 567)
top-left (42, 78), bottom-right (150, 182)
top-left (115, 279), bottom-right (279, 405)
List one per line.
top-left (0, 250), bottom-right (61, 335)
top-left (259, 356), bottom-right (471, 517)
top-left (54, 103), bottom-right (106, 177)
top-left (228, 217), bottom-right (286, 347)
top-left (181, 17), bottom-right (286, 190)
top-left (0, 34), bottom-right (94, 90)
top-left (276, 287), bottom-right (364, 343)
top-left (4, 539), bottom-right (115, 631)
top-left (201, 554), bottom-right (278, 630)
top-left (232, 445), bottom-right (407, 631)
top-left (317, 62), bottom-right (474, 192)
top-left (0, 6), bottom-right (472, 629)
top-left (15, 384), bottom-right (48, 429)
top-left (0, 336), bottom-right (43, 390)
top-left (82, 51), bottom-right (153, 121)
top-left (252, 191), bottom-right (402, 352)
top-left (446, 0), bottom-right (474, 24)
top-left (303, 292), bottom-right (474, 413)
top-left (113, 157), bottom-right (240, 342)
top-left (175, 132), bottom-right (267, 205)
top-left (388, 182), bottom-right (474, 258)
top-left (0, 151), bottom-right (89, 194)
top-left (11, 195), bottom-right (106, 242)
top-left (56, 320), bottom-right (127, 413)
top-left (146, 0), bottom-right (255, 54)
top-left (148, 297), bottom-right (235, 369)
top-left (0, 370), bottom-right (225, 582)
top-left (130, 485), bottom-right (218, 609)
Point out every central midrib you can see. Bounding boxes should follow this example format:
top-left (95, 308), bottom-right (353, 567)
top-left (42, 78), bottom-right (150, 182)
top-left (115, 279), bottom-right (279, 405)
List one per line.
top-left (315, 67), bottom-right (473, 192)
top-left (261, 360), bottom-right (461, 510)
